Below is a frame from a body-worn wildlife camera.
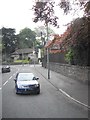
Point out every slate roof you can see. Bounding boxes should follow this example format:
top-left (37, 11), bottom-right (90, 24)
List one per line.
top-left (12, 48), bottom-right (33, 55)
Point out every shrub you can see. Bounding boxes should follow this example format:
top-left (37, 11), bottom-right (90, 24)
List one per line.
top-left (14, 59), bottom-right (30, 64)
top-left (65, 48), bottom-right (74, 64)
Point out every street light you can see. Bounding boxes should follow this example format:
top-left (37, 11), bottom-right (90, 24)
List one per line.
top-left (46, 22), bottom-right (50, 79)
top-left (41, 27), bottom-right (50, 79)
top-left (33, 42), bottom-right (35, 67)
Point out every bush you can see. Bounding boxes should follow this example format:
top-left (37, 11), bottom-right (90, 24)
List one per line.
top-left (14, 59), bottom-right (30, 64)
top-left (65, 48), bottom-right (74, 64)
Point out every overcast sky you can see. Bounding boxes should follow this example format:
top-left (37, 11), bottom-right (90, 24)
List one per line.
top-left (0, 0), bottom-right (84, 35)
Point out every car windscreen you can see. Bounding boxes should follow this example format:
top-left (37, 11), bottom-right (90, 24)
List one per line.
top-left (17, 73), bottom-right (34, 81)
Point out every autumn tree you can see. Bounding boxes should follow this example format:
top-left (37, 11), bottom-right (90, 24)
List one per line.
top-left (32, 1), bottom-right (59, 27)
top-left (58, 0), bottom-right (90, 66)
top-left (62, 14), bottom-right (90, 65)
top-left (58, 0), bottom-right (89, 15)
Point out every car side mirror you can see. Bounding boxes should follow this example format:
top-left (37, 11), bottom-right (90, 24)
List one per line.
top-left (36, 77), bottom-right (39, 80)
top-left (33, 77), bottom-right (39, 80)
top-left (14, 78), bottom-right (16, 81)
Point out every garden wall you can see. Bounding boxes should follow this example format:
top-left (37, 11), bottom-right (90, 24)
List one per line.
top-left (43, 62), bottom-right (90, 84)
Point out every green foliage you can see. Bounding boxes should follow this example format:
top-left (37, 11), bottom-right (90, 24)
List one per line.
top-left (18, 27), bottom-right (36, 49)
top-left (14, 59), bottom-right (30, 64)
top-left (2, 27), bottom-right (18, 55)
top-left (65, 48), bottom-right (74, 64)
top-left (63, 16), bottom-right (89, 66)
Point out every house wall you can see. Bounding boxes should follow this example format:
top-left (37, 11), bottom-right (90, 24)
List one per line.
top-left (42, 53), bottom-right (67, 65)
top-left (49, 53), bottom-right (67, 63)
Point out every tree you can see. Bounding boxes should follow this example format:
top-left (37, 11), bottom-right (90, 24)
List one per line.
top-left (18, 28), bottom-right (36, 49)
top-left (62, 16), bottom-right (90, 66)
top-left (2, 27), bottom-right (17, 57)
top-left (84, 1), bottom-right (90, 16)
top-left (34, 26), bottom-right (55, 38)
top-left (32, 1), bottom-right (59, 27)
top-left (58, 0), bottom-right (89, 15)
top-left (58, 0), bottom-right (90, 66)
top-left (34, 26), bottom-right (55, 49)
top-left (32, 1), bottom-right (59, 79)
top-left (32, 0), bottom-right (90, 67)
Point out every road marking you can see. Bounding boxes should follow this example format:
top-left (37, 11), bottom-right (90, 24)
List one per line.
top-left (3, 80), bottom-right (8, 86)
top-left (59, 88), bottom-right (90, 109)
top-left (2, 68), bottom-right (20, 89)
top-left (9, 76), bottom-right (12, 80)
top-left (7, 69), bottom-right (19, 81)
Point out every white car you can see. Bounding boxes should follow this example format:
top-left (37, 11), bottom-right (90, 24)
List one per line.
top-left (14, 72), bottom-right (40, 94)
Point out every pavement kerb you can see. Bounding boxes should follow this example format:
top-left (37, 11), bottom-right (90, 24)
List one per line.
top-left (35, 66), bottom-right (90, 110)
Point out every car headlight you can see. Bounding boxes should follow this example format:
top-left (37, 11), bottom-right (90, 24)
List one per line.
top-left (18, 85), bottom-right (24, 88)
top-left (35, 84), bottom-right (39, 87)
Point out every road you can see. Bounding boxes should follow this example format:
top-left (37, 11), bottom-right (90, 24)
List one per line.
top-left (1, 64), bottom-right (88, 118)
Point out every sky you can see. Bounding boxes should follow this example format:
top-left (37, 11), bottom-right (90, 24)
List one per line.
top-left (0, 0), bottom-right (84, 35)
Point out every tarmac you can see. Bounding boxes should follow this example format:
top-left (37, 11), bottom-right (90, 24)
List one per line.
top-left (35, 64), bottom-right (90, 109)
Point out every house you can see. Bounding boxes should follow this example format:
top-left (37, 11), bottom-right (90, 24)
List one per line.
top-left (11, 48), bottom-right (34, 60)
top-left (44, 34), bottom-right (65, 54)
top-left (43, 34), bottom-right (67, 64)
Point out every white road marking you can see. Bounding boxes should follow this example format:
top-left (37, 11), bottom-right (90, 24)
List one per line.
top-left (9, 76), bottom-right (12, 80)
top-left (59, 88), bottom-right (90, 109)
top-left (3, 80), bottom-right (8, 86)
top-left (2, 68), bottom-right (20, 89)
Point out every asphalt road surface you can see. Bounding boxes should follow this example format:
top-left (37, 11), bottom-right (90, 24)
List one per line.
top-left (1, 64), bottom-right (88, 118)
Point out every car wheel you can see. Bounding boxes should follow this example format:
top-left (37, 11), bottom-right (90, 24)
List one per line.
top-left (37, 90), bottom-right (40, 94)
top-left (15, 88), bottom-right (18, 94)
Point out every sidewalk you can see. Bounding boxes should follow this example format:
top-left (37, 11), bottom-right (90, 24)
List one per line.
top-left (35, 65), bottom-right (88, 107)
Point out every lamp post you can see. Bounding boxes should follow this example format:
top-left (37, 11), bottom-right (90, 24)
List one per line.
top-left (46, 22), bottom-right (50, 79)
top-left (33, 42), bottom-right (35, 67)
top-left (22, 49), bottom-right (23, 65)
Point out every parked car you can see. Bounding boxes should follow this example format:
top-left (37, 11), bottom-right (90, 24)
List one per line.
top-left (14, 72), bottom-right (40, 94)
top-left (2, 65), bottom-right (11, 73)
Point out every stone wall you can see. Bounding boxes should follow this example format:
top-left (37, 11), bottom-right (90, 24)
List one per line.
top-left (43, 62), bottom-right (90, 84)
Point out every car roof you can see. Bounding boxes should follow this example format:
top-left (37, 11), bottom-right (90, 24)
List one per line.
top-left (18, 72), bottom-right (34, 76)
top-left (17, 73), bottom-right (35, 80)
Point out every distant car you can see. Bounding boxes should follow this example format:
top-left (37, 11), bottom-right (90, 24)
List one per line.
top-left (2, 65), bottom-right (11, 73)
top-left (14, 72), bottom-right (40, 94)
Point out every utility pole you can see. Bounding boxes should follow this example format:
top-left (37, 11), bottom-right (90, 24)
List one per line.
top-left (22, 49), bottom-right (23, 65)
top-left (46, 22), bottom-right (50, 79)
top-left (33, 42), bottom-right (35, 67)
